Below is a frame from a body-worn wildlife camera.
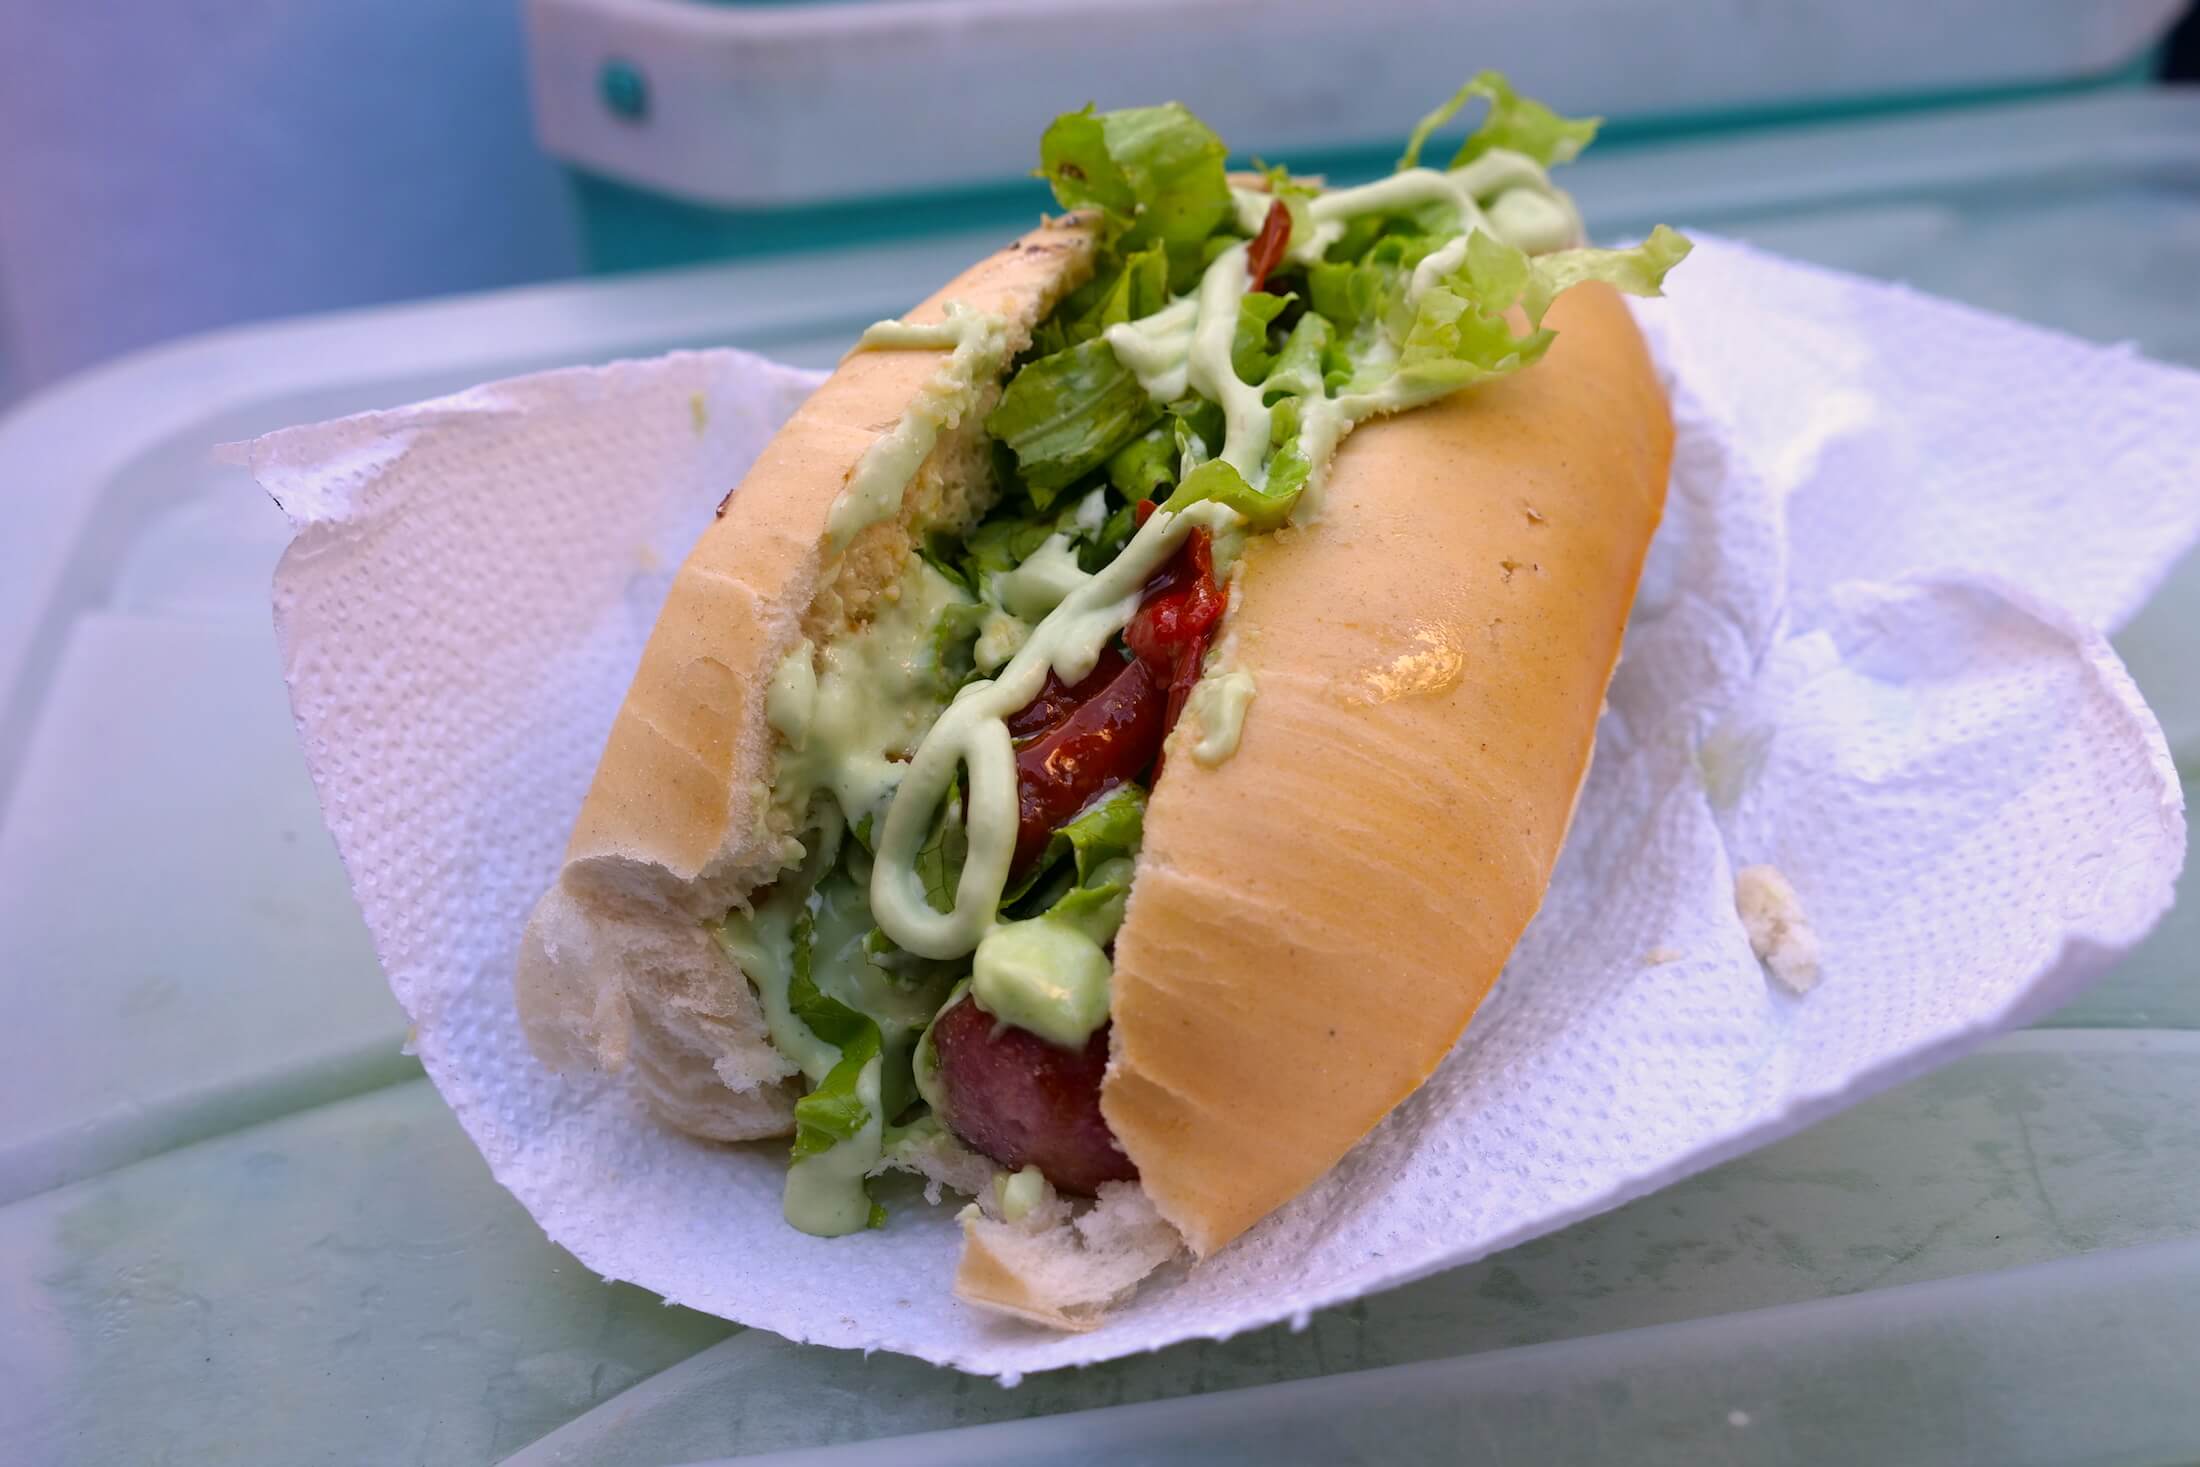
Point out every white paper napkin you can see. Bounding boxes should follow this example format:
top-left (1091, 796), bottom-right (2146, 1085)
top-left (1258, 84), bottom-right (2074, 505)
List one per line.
top-left (252, 237), bottom-right (2197, 1379)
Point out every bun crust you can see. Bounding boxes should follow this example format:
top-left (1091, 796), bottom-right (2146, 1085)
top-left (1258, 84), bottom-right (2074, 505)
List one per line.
top-left (1103, 283), bottom-right (1671, 1255)
top-left (516, 218), bottom-right (1100, 1135)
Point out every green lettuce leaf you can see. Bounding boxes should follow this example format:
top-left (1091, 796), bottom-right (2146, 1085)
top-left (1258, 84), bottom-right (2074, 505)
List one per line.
top-left (785, 908), bottom-right (885, 1168)
top-left (1041, 856), bottom-right (1134, 946)
top-left (1173, 395), bottom-right (1225, 464)
top-left (929, 600), bottom-right (988, 691)
top-left (987, 335), bottom-right (1163, 503)
top-left (787, 910), bottom-right (868, 1049)
top-left (1055, 784), bottom-right (1145, 880)
top-left (1307, 233), bottom-right (1441, 335)
top-left (1261, 399), bottom-right (1314, 506)
top-left (1039, 103), bottom-right (1232, 250)
top-left (914, 777), bottom-right (968, 915)
top-left (961, 512), bottom-right (1061, 584)
top-left (1163, 457), bottom-right (1298, 531)
top-left (790, 1024), bottom-right (881, 1160)
top-left (1231, 291), bottom-right (1293, 386)
top-left (1001, 782), bottom-right (1147, 908)
top-left (1263, 313), bottom-right (1331, 401)
top-left (1083, 497), bottom-right (1142, 573)
top-left (1075, 242), bottom-right (1170, 342)
top-left (1388, 226), bottom-right (1691, 396)
top-left (1398, 70), bottom-right (1600, 173)
top-left (1106, 425), bottom-right (1176, 501)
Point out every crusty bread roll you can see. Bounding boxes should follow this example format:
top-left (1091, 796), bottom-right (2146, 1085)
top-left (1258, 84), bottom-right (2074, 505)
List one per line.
top-left (517, 217), bottom-right (1670, 1326)
top-left (1102, 280), bottom-right (1670, 1256)
top-left (517, 215), bottom-right (1101, 1138)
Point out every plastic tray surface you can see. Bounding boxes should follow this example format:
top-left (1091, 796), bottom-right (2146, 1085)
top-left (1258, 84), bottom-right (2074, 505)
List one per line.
top-left (1, 92), bottom-right (2195, 1466)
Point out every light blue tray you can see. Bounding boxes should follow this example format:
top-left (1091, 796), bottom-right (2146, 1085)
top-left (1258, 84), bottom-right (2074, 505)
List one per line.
top-left (0, 89), bottom-right (2194, 1466)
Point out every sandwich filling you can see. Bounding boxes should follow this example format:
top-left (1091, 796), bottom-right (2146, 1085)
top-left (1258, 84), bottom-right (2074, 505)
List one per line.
top-left (717, 73), bottom-right (1690, 1236)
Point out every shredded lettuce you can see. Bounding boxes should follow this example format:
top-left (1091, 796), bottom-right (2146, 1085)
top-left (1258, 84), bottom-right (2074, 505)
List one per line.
top-left (1386, 226), bottom-right (1692, 396)
top-left (1031, 243), bottom-right (1172, 359)
top-left (1052, 784), bottom-right (1145, 880)
top-left (1163, 458), bottom-right (1297, 531)
top-left (1040, 855), bottom-right (1134, 946)
top-left (1039, 103), bottom-right (1232, 250)
top-left (1263, 313), bottom-right (1332, 402)
top-left (1001, 781), bottom-right (1146, 910)
top-left (987, 336), bottom-right (1163, 503)
top-left (934, 486), bottom-right (1132, 598)
top-left (958, 513), bottom-right (1061, 584)
top-left (1231, 292), bottom-right (1294, 385)
top-left (1077, 243), bottom-right (1171, 341)
top-left (928, 600), bottom-right (988, 690)
top-left (1307, 234), bottom-right (1441, 334)
top-left (914, 777), bottom-right (968, 914)
top-left (784, 910), bottom-right (885, 1234)
top-left (1261, 399), bottom-right (1315, 505)
top-left (1398, 70), bottom-right (1600, 173)
top-left (787, 910), bottom-right (869, 1049)
top-left (1106, 425), bottom-right (1176, 501)
top-left (789, 1030), bottom-right (879, 1159)
top-left (1082, 497), bottom-right (1142, 572)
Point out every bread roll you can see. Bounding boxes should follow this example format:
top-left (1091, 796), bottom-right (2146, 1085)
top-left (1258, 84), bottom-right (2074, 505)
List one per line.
top-left (516, 216), bottom-right (1100, 1136)
top-left (1101, 281), bottom-right (1670, 1255)
top-left (518, 222), bottom-right (1670, 1323)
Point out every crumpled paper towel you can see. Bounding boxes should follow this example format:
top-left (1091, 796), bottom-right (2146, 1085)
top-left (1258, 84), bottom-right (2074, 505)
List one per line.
top-left (252, 237), bottom-right (2198, 1378)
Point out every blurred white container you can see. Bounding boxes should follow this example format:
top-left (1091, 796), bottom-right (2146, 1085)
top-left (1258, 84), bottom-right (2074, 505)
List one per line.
top-left (528, 0), bottom-right (2184, 207)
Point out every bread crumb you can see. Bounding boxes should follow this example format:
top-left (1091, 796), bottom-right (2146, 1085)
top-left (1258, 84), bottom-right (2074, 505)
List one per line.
top-left (1643, 946), bottom-right (1683, 965)
top-left (1735, 865), bottom-right (1821, 993)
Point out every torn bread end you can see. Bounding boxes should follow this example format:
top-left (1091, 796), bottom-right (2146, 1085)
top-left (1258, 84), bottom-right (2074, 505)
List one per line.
top-left (954, 1183), bottom-right (1184, 1331)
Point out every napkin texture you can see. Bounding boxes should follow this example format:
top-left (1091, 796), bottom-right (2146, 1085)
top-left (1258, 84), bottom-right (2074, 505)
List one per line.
top-left (256, 238), bottom-right (2196, 1377)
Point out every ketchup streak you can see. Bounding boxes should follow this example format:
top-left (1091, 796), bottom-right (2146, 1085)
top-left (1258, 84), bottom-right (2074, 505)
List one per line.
top-left (1246, 198), bottom-right (1292, 293)
top-left (1003, 528), bottom-right (1226, 878)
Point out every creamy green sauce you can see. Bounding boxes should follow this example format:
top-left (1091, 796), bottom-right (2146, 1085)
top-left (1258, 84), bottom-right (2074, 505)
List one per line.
top-left (969, 854), bottom-right (1130, 1048)
top-left (994, 531), bottom-right (1093, 621)
top-left (1117, 150), bottom-right (1587, 527)
top-left (1103, 296), bottom-right (1199, 403)
top-left (716, 817), bottom-right (955, 1234)
top-left (1184, 668), bottom-right (1257, 766)
top-left (783, 1052), bottom-right (881, 1235)
top-left (973, 609), bottom-right (1028, 673)
top-left (994, 1165), bottom-right (1047, 1222)
top-left (1186, 241), bottom-right (1273, 481)
top-left (869, 497), bottom-right (1240, 962)
top-left (827, 303), bottom-right (1013, 552)
top-left (768, 560), bottom-right (974, 832)
top-left (715, 892), bottom-right (840, 1080)
top-left (1304, 149), bottom-right (1582, 255)
top-left (973, 919), bottom-right (1111, 1047)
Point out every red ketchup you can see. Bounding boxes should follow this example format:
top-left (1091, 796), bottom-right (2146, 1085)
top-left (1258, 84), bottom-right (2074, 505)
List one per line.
top-left (1123, 526), bottom-right (1228, 743)
top-left (1004, 528), bottom-right (1226, 878)
top-left (1246, 197), bottom-right (1292, 293)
